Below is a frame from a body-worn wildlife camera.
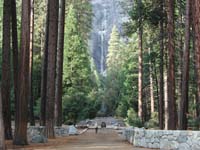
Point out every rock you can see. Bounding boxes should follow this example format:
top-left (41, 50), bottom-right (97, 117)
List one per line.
top-left (160, 140), bottom-right (179, 150)
top-left (54, 127), bottom-right (69, 137)
top-left (191, 144), bottom-right (200, 150)
top-left (177, 135), bottom-right (187, 143)
top-left (30, 135), bottom-right (47, 143)
top-left (148, 143), bottom-right (159, 149)
top-left (178, 143), bottom-right (190, 150)
top-left (68, 125), bottom-right (79, 135)
top-left (124, 128), bottom-right (200, 150)
top-left (186, 138), bottom-right (193, 146)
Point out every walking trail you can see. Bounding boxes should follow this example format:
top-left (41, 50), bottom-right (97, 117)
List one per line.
top-left (7, 129), bottom-right (156, 150)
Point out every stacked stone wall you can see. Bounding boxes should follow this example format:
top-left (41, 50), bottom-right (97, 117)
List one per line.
top-left (123, 128), bottom-right (200, 150)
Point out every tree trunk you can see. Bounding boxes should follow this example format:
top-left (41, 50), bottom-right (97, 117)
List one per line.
top-left (159, 1), bottom-right (164, 129)
top-left (29, 0), bottom-right (35, 126)
top-left (167, 0), bottom-right (176, 130)
top-left (13, 0), bottom-right (30, 145)
top-left (11, 0), bottom-right (19, 118)
top-left (164, 37), bottom-right (169, 130)
top-left (55, 0), bottom-right (66, 127)
top-left (193, 0), bottom-right (200, 120)
top-left (164, 71), bottom-right (168, 130)
top-left (149, 49), bottom-right (154, 114)
top-left (179, 0), bottom-right (190, 130)
top-left (2, 0), bottom-right (12, 140)
top-left (177, 36), bottom-right (183, 129)
top-left (40, 1), bottom-right (49, 126)
top-left (177, 0), bottom-right (183, 129)
top-left (0, 89), bottom-right (6, 150)
top-left (192, 23), bottom-right (199, 120)
top-left (152, 61), bottom-right (159, 111)
top-left (138, 0), bottom-right (143, 122)
top-left (45, 0), bottom-right (59, 138)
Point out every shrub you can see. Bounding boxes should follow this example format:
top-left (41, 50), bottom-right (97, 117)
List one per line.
top-left (125, 108), bottom-right (143, 127)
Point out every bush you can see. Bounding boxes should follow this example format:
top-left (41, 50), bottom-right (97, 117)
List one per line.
top-left (144, 112), bottom-right (159, 129)
top-left (188, 116), bottom-right (200, 130)
top-left (125, 108), bottom-right (143, 127)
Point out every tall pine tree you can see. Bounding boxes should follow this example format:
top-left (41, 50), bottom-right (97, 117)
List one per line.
top-left (63, 5), bottom-right (92, 123)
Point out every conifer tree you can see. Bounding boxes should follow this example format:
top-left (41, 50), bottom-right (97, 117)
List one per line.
top-left (106, 26), bottom-right (122, 71)
top-left (63, 5), bottom-right (92, 123)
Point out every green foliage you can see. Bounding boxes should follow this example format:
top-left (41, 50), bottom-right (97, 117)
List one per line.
top-left (107, 26), bottom-right (122, 71)
top-left (101, 26), bottom-right (139, 118)
top-left (62, 5), bottom-right (98, 124)
top-left (188, 117), bottom-right (200, 130)
top-left (63, 5), bottom-right (91, 91)
top-left (144, 112), bottom-right (159, 129)
top-left (34, 0), bottom-right (46, 48)
top-left (126, 108), bottom-right (143, 127)
top-left (116, 98), bottom-right (129, 118)
top-left (66, 0), bottom-right (92, 43)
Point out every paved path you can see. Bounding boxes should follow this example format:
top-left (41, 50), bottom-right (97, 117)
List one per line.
top-left (8, 129), bottom-right (156, 150)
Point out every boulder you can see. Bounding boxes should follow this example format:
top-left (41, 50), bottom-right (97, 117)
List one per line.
top-left (68, 125), bottom-right (79, 135)
top-left (30, 135), bottom-right (47, 143)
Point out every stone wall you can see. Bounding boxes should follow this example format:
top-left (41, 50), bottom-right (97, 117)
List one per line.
top-left (123, 128), bottom-right (200, 150)
top-left (27, 126), bottom-right (69, 143)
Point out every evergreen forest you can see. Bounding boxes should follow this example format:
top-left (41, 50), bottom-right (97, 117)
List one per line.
top-left (0, 0), bottom-right (200, 149)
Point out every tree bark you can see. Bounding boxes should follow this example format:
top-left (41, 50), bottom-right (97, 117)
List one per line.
top-left (159, 1), bottom-right (164, 129)
top-left (29, 0), bottom-right (35, 126)
top-left (45, 0), bottom-right (59, 138)
top-left (177, 0), bottom-right (183, 129)
top-left (192, 24), bottom-right (199, 120)
top-left (40, 0), bottom-right (49, 126)
top-left (164, 71), bottom-right (168, 130)
top-left (179, 0), bottom-right (190, 130)
top-left (0, 89), bottom-right (6, 150)
top-left (2, 0), bottom-right (13, 140)
top-left (13, 0), bottom-right (30, 145)
top-left (55, 0), bottom-right (66, 127)
top-left (167, 0), bottom-right (176, 130)
top-left (193, 0), bottom-right (200, 120)
top-left (137, 0), bottom-right (143, 122)
top-left (11, 0), bottom-right (19, 119)
top-left (149, 49), bottom-right (154, 114)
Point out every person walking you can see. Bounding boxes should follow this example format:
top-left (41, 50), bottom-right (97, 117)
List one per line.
top-left (95, 122), bottom-right (98, 134)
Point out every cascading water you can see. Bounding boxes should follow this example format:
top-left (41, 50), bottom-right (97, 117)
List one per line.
top-left (90, 0), bottom-right (131, 115)
top-left (99, 8), bottom-right (107, 74)
top-left (90, 0), bottom-right (130, 74)
top-left (99, 30), bottom-right (105, 74)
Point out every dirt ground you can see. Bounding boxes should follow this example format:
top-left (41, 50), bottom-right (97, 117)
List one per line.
top-left (7, 129), bottom-right (156, 150)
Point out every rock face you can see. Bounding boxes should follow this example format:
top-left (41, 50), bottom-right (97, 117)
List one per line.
top-left (90, 0), bottom-right (130, 74)
top-left (123, 128), bottom-right (200, 150)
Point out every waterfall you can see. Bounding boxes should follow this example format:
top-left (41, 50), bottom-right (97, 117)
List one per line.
top-left (100, 31), bottom-right (104, 74)
top-left (99, 8), bottom-right (107, 74)
top-left (90, 0), bottom-right (130, 74)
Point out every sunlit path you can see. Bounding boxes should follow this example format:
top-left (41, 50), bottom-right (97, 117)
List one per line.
top-left (56, 129), bottom-right (155, 150)
top-left (40, 129), bottom-right (156, 150)
top-left (7, 129), bottom-right (156, 150)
